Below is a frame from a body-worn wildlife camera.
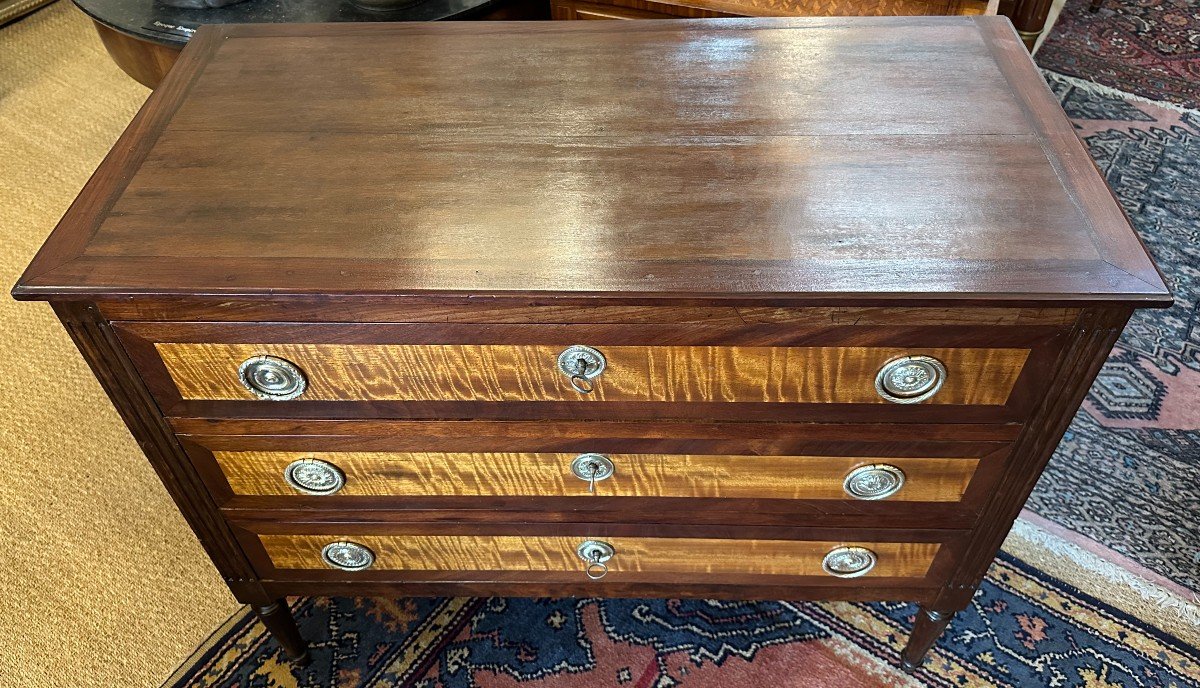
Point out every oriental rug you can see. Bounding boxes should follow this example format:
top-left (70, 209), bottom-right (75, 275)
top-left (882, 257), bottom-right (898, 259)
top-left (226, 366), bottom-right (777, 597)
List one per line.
top-left (1027, 70), bottom-right (1200, 593)
top-left (165, 545), bottom-right (1200, 687)
top-left (1036, 0), bottom-right (1200, 108)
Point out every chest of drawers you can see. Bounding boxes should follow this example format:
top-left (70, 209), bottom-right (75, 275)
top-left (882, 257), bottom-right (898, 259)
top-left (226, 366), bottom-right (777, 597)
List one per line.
top-left (13, 17), bottom-right (1169, 672)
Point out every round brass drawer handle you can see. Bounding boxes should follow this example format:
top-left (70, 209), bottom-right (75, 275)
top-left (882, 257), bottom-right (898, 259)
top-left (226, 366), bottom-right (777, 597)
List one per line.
top-left (843, 464), bottom-right (906, 500)
top-left (576, 539), bottom-right (615, 580)
top-left (821, 546), bottom-right (878, 578)
top-left (283, 458), bottom-right (346, 496)
top-left (875, 355), bottom-right (946, 404)
top-left (557, 345), bottom-right (606, 394)
top-left (570, 454), bottom-right (615, 493)
top-left (321, 541), bottom-right (375, 571)
top-left (238, 355), bottom-right (307, 400)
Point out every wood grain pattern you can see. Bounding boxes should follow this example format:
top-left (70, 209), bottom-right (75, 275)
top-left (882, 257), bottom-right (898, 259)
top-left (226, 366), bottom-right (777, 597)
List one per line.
top-left (12, 19), bottom-right (1170, 305)
top-left (173, 418), bottom-right (1025, 443)
top-left (260, 534), bottom-right (940, 578)
top-left (215, 451), bottom-right (979, 501)
top-left (156, 343), bottom-right (1028, 404)
top-left (98, 300), bottom-right (1082, 326)
top-left (551, 0), bottom-right (991, 19)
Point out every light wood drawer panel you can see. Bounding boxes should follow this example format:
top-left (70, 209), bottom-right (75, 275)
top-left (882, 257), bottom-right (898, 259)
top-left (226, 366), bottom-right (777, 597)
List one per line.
top-left (259, 534), bottom-right (939, 578)
top-left (216, 451), bottom-right (978, 502)
top-left (155, 343), bottom-right (1028, 405)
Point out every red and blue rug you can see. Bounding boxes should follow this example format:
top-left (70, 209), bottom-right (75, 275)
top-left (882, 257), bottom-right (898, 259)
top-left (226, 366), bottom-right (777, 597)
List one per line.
top-left (167, 552), bottom-right (1200, 687)
top-left (1025, 70), bottom-right (1200, 594)
top-left (1036, 0), bottom-right (1200, 108)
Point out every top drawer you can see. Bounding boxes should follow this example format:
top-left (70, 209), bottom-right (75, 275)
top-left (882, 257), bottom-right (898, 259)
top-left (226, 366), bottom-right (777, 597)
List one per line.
top-left (115, 321), bottom-right (1066, 422)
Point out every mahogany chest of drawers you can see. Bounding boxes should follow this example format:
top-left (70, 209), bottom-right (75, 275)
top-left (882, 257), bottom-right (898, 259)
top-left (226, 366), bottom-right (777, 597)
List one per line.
top-left (13, 17), bottom-right (1170, 671)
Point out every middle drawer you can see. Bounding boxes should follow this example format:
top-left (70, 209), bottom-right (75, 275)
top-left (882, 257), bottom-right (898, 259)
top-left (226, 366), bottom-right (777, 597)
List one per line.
top-left (179, 419), bottom-right (1014, 527)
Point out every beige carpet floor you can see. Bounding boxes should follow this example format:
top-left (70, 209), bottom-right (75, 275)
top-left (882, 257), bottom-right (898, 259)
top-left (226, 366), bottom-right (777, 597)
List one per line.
top-left (0, 4), bottom-right (240, 687)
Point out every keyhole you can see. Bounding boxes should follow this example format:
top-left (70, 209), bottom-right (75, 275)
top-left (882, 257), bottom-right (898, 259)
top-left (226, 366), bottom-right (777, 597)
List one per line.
top-left (570, 355), bottom-right (596, 394)
top-left (586, 461), bottom-right (600, 493)
top-left (585, 548), bottom-right (608, 579)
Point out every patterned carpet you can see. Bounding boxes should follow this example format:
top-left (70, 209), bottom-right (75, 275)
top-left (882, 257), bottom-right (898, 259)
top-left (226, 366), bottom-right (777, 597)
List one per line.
top-left (1026, 72), bottom-right (1200, 592)
top-left (167, 553), bottom-right (1200, 687)
top-left (1037, 0), bottom-right (1200, 109)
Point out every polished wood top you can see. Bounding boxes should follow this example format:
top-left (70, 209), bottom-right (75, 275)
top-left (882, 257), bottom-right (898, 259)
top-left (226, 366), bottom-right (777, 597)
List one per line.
top-left (13, 18), bottom-right (1169, 304)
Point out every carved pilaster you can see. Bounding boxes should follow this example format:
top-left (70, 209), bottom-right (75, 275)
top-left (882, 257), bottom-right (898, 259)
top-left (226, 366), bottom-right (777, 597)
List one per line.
top-left (52, 301), bottom-right (259, 585)
top-left (934, 306), bottom-right (1132, 610)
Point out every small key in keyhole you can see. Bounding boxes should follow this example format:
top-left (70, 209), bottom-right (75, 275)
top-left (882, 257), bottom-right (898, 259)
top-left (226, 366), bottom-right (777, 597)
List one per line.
top-left (570, 454), bottom-right (613, 493)
top-left (570, 356), bottom-right (596, 394)
top-left (585, 461), bottom-right (600, 493)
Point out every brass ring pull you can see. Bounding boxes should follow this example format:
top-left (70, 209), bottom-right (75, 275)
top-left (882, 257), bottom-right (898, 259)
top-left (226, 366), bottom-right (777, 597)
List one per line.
top-left (585, 560), bottom-right (608, 580)
top-left (557, 345), bottom-right (606, 395)
top-left (576, 540), bottom-right (614, 581)
top-left (570, 373), bottom-right (595, 395)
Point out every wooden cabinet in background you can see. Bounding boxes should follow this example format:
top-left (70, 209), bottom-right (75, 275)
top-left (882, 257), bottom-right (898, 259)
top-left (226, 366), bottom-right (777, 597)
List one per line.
top-left (551, 0), bottom-right (996, 21)
top-left (551, 0), bottom-right (681, 19)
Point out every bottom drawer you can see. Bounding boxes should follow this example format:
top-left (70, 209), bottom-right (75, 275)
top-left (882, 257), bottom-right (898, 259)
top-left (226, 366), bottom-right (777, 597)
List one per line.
top-left (236, 522), bottom-right (964, 591)
top-left (263, 533), bottom-right (938, 579)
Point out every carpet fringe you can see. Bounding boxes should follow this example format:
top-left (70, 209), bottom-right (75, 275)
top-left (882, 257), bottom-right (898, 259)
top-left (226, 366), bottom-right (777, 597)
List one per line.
top-left (1044, 70), bottom-right (1200, 115)
top-left (1006, 519), bottom-right (1200, 645)
top-left (779, 601), bottom-right (925, 687)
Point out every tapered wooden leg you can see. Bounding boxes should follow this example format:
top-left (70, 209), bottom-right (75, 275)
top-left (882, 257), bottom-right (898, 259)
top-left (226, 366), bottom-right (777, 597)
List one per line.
top-left (900, 606), bottom-right (954, 673)
top-left (254, 599), bottom-right (310, 663)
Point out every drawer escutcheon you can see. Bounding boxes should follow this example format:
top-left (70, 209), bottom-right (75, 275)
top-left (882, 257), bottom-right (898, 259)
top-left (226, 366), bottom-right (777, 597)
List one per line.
top-left (569, 454), bottom-right (615, 493)
top-left (822, 546), bottom-right (878, 578)
top-left (320, 541), bottom-right (376, 571)
top-left (875, 355), bottom-right (947, 404)
top-left (557, 345), bottom-right (606, 394)
top-left (238, 355), bottom-right (307, 400)
top-left (283, 458), bottom-right (346, 496)
top-left (576, 540), bottom-right (615, 580)
top-left (842, 464), bottom-right (906, 500)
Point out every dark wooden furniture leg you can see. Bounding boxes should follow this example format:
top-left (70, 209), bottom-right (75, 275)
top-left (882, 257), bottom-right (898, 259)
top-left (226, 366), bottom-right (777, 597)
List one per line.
top-left (1009, 0), bottom-right (1054, 49)
top-left (901, 606), bottom-right (956, 672)
top-left (253, 599), bottom-right (310, 662)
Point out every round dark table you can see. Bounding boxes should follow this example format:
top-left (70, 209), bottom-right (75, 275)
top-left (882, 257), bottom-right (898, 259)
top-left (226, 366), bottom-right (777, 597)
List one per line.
top-left (76, 0), bottom-right (538, 87)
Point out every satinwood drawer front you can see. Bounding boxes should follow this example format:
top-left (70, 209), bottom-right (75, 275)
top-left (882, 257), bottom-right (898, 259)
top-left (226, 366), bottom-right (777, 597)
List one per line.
top-left (179, 419), bottom-right (1014, 526)
top-left (212, 450), bottom-right (980, 502)
top-left (118, 322), bottom-right (1064, 422)
top-left (241, 527), bottom-right (952, 585)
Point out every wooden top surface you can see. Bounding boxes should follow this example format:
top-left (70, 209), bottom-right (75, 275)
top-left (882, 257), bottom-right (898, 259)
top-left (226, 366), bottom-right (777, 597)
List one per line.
top-left (14, 18), bottom-right (1170, 305)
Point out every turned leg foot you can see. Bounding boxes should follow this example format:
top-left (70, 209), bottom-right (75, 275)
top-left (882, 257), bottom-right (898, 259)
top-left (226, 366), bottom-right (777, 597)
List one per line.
top-left (900, 606), bottom-right (954, 672)
top-left (254, 599), bottom-right (310, 663)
